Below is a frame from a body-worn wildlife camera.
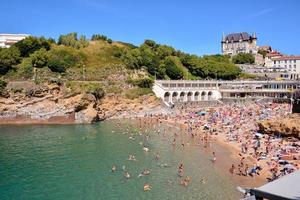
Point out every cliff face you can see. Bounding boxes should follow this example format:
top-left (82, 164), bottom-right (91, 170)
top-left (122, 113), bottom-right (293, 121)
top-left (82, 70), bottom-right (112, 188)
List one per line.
top-left (0, 83), bottom-right (161, 124)
top-left (258, 114), bottom-right (300, 139)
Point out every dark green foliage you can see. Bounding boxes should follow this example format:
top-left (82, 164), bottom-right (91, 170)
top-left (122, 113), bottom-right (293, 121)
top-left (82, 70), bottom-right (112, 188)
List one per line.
top-left (47, 47), bottom-right (84, 73)
top-left (91, 87), bottom-right (105, 100)
top-left (91, 34), bottom-right (107, 41)
top-left (58, 32), bottom-right (88, 49)
top-left (129, 77), bottom-right (154, 88)
top-left (161, 56), bottom-right (185, 80)
top-left (144, 40), bottom-right (158, 48)
top-left (91, 34), bottom-right (113, 44)
top-left (121, 48), bottom-right (143, 69)
top-left (30, 48), bottom-right (49, 68)
top-left (13, 36), bottom-right (51, 57)
top-left (0, 47), bottom-right (21, 75)
top-left (0, 79), bottom-right (7, 96)
top-left (107, 39), bottom-right (112, 44)
top-left (122, 39), bottom-right (240, 80)
top-left (157, 45), bottom-right (176, 59)
top-left (232, 53), bottom-right (255, 64)
top-left (258, 50), bottom-right (268, 58)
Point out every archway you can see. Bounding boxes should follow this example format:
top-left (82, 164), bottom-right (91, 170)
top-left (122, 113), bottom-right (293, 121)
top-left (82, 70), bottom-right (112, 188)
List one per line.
top-left (208, 91), bottom-right (213, 100)
top-left (172, 92), bottom-right (178, 102)
top-left (180, 92), bottom-right (185, 102)
top-left (187, 92), bottom-right (193, 101)
top-left (194, 91), bottom-right (200, 101)
top-left (164, 92), bottom-right (170, 102)
top-left (201, 91), bottom-right (206, 101)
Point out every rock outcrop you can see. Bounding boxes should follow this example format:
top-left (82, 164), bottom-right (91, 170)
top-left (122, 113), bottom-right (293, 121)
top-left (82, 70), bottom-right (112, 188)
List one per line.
top-left (0, 82), bottom-right (161, 124)
top-left (258, 114), bottom-right (300, 139)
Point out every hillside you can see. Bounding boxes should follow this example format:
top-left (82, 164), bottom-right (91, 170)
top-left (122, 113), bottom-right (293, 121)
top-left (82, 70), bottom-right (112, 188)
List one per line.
top-left (0, 33), bottom-right (243, 123)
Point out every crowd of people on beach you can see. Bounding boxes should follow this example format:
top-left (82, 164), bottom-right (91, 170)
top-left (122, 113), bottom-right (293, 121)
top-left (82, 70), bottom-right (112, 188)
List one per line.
top-left (110, 100), bottom-right (300, 191)
top-left (161, 101), bottom-right (300, 182)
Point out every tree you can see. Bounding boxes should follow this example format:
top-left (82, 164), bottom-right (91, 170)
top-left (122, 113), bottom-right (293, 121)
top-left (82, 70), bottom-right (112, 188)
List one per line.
top-left (139, 45), bottom-right (160, 75)
top-left (160, 56), bottom-right (185, 80)
top-left (30, 48), bottom-right (49, 68)
top-left (91, 34), bottom-right (107, 41)
top-left (121, 48), bottom-right (143, 69)
top-left (13, 36), bottom-right (51, 57)
top-left (0, 47), bottom-right (21, 75)
top-left (47, 46), bottom-right (84, 73)
top-left (58, 32), bottom-right (88, 49)
top-left (156, 45), bottom-right (176, 59)
top-left (144, 39), bottom-right (158, 48)
top-left (232, 53), bottom-right (255, 64)
top-left (258, 50), bottom-right (268, 58)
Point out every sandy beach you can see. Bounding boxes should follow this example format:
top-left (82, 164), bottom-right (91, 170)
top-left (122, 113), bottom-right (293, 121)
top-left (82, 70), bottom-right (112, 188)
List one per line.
top-left (127, 101), bottom-right (300, 190)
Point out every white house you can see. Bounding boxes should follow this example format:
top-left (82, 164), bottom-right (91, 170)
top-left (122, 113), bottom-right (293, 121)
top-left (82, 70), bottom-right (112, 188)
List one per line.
top-left (0, 34), bottom-right (29, 48)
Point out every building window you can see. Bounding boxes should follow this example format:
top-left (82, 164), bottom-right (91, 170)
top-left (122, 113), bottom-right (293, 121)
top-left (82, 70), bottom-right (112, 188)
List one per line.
top-left (285, 60), bottom-right (287, 64)
top-left (294, 60), bottom-right (297, 63)
top-left (274, 61), bottom-right (276, 64)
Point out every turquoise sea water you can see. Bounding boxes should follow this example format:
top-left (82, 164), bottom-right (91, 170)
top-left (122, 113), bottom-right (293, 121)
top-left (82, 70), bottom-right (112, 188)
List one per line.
top-left (0, 120), bottom-right (240, 200)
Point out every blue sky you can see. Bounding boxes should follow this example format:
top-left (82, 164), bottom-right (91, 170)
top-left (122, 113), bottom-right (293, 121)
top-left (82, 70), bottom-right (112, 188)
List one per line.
top-left (1, 0), bottom-right (300, 55)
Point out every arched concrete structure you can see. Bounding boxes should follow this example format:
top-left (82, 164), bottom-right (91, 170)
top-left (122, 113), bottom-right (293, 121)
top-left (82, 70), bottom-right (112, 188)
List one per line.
top-left (208, 91), bottom-right (213, 100)
top-left (180, 92), bottom-right (186, 102)
top-left (152, 80), bottom-right (300, 106)
top-left (187, 92), bottom-right (193, 101)
top-left (194, 91), bottom-right (200, 101)
top-left (172, 92), bottom-right (178, 102)
top-left (164, 92), bottom-right (171, 102)
top-left (201, 91), bottom-right (206, 101)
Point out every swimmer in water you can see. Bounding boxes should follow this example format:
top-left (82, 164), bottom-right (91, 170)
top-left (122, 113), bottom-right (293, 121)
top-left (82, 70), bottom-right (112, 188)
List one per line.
top-left (178, 164), bottom-right (184, 176)
top-left (172, 138), bottom-right (176, 145)
top-left (212, 152), bottom-right (216, 163)
top-left (180, 176), bottom-right (190, 186)
top-left (155, 153), bottom-right (160, 160)
top-left (142, 168), bottom-right (150, 175)
top-left (124, 171), bottom-right (130, 179)
top-left (128, 155), bottom-right (136, 161)
top-left (143, 184), bottom-right (151, 191)
top-left (111, 165), bottom-right (116, 172)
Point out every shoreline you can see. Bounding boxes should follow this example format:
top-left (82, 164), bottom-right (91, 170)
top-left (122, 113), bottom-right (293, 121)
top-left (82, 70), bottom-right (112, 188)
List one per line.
top-left (0, 105), bottom-right (298, 190)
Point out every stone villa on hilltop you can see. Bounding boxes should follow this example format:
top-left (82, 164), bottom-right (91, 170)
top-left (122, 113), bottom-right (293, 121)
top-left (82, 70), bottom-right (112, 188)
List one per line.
top-left (221, 32), bottom-right (258, 56)
top-left (222, 32), bottom-right (300, 80)
top-left (221, 32), bottom-right (264, 65)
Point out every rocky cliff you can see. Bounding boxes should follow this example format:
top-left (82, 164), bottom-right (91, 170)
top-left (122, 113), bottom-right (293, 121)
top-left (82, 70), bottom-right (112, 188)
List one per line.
top-left (0, 82), bottom-right (161, 124)
top-left (258, 114), bottom-right (300, 139)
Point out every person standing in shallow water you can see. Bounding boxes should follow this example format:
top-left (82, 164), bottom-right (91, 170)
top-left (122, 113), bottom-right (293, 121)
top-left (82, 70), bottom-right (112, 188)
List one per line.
top-left (212, 152), bottom-right (216, 163)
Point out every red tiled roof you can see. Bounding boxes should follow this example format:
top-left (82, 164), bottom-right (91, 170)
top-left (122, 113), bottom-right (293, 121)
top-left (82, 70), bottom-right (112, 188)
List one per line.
top-left (266, 51), bottom-right (283, 57)
top-left (272, 56), bottom-right (300, 61)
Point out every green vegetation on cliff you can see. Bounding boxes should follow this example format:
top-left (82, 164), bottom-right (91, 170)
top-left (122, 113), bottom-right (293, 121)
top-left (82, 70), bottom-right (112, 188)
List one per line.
top-left (0, 33), bottom-right (241, 98)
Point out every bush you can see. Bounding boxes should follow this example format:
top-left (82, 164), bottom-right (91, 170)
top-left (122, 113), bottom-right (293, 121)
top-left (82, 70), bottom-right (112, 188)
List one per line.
top-left (91, 34), bottom-right (107, 41)
top-left (0, 47), bottom-right (21, 75)
top-left (0, 79), bottom-right (8, 96)
top-left (30, 48), bottom-right (49, 68)
top-left (47, 59), bottom-right (67, 73)
top-left (129, 77), bottom-right (154, 88)
top-left (47, 46), bottom-right (85, 73)
top-left (161, 56), bottom-right (185, 80)
top-left (66, 82), bottom-right (105, 100)
top-left (13, 36), bottom-right (51, 57)
top-left (58, 32), bottom-right (88, 49)
top-left (232, 53), bottom-right (255, 64)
